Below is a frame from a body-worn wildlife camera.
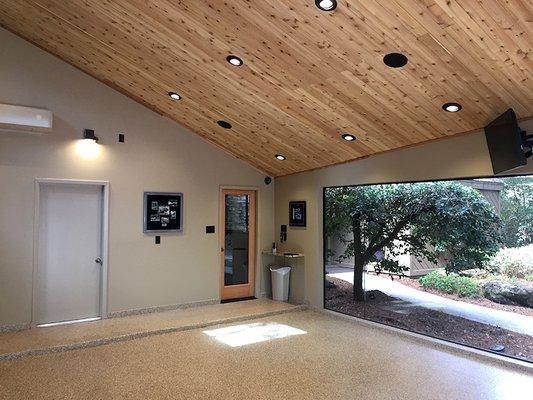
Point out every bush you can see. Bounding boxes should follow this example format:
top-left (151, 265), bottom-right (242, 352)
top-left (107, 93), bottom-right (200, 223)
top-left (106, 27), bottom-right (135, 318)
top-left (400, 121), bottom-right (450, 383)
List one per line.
top-left (419, 269), bottom-right (480, 298)
top-left (489, 245), bottom-right (533, 278)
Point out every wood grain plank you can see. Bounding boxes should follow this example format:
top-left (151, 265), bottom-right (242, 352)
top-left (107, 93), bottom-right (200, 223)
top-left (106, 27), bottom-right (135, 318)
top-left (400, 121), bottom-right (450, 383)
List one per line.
top-left (0, 0), bottom-right (530, 176)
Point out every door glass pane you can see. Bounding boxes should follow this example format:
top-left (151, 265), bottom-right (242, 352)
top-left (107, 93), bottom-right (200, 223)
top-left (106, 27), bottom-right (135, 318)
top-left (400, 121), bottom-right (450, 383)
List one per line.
top-left (224, 194), bottom-right (249, 286)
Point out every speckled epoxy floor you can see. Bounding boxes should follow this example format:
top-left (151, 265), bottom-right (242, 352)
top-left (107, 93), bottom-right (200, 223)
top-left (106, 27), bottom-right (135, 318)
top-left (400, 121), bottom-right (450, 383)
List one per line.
top-left (1, 309), bottom-right (531, 400)
top-left (0, 299), bottom-right (301, 360)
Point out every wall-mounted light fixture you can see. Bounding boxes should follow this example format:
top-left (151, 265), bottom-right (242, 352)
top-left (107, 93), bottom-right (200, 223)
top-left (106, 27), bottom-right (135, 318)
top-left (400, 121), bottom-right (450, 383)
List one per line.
top-left (76, 129), bottom-right (101, 159)
top-left (83, 129), bottom-right (99, 142)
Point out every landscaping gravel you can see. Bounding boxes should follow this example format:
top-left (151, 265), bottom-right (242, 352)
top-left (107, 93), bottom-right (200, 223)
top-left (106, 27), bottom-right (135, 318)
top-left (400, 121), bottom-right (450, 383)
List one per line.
top-left (325, 277), bottom-right (533, 362)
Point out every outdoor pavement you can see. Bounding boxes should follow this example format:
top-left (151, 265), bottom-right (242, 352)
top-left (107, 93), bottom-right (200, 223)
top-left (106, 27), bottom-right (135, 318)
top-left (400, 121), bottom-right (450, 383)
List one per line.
top-left (327, 266), bottom-right (533, 336)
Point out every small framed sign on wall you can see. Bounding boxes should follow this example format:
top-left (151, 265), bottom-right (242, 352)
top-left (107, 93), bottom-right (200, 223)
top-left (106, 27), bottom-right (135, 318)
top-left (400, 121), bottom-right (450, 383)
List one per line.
top-left (289, 201), bottom-right (306, 227)
top-left (143, 192), bottom-right (183, 233)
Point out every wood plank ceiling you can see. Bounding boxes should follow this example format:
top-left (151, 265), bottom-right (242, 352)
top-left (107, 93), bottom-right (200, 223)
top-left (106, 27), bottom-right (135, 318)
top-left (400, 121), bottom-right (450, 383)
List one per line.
top-left (0, 1), bottom-right (531, 176)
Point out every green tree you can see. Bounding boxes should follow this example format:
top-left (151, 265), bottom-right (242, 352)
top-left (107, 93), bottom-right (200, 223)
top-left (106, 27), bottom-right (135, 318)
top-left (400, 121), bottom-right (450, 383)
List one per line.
top-left (325, 182), bottom-right (502, 301)
top-left (497, 176), bottom-right (533, 247)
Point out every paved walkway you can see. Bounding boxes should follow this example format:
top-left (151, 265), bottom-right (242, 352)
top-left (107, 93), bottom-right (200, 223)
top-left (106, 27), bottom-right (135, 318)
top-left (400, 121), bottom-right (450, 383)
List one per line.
top-left (327, 267), bottom-right (533, 336)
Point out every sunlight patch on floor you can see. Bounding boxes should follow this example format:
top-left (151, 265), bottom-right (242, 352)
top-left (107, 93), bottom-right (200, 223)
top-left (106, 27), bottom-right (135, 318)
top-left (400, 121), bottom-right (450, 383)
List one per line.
top-left (203, 322), bottom-right (307, 347)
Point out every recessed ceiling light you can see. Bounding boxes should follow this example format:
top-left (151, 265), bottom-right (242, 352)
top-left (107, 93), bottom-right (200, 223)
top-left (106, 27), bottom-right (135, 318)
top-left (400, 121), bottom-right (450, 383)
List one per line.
top-left (341, 133), bottom-right (356, 141)
top-left (315, 0), bottom-right (337, 11)
top-left (226, 55), bottom-right (243, 66)
top-left (168, 91), bottom-right (181, 100)
top-left (442, 102), bottom-right (462, 113)
top-left (383, 53), bottom-right (408, 68)
top-left (275, 154), bottom-right (286, 161)
top-left (217, 120), bottom-right (232, 129)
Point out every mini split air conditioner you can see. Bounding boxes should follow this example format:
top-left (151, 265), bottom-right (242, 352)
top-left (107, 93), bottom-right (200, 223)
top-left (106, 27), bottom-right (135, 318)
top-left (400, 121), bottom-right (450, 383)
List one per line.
top-left (0, 103), bottom-right (53, 133)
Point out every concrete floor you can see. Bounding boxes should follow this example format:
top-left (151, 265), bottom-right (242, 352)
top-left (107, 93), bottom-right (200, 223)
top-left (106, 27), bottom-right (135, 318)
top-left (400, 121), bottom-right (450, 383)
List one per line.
top-left (328, 267), bottom-right (533, 335)
top-left (1, 307), bottom-right (532, 399)
top-left (0, 299), bottom-right (300, 360)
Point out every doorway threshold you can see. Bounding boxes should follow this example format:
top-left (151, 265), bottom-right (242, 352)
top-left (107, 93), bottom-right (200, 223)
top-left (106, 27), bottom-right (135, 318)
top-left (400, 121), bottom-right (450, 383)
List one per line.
top-left (221, 296), bottom-right (257, 304)
top-left (37, 317), bottom-right (101, 328)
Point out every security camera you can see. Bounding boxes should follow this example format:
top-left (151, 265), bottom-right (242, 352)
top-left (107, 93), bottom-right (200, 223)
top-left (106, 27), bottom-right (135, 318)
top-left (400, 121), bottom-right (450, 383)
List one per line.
top-left (264, 176), bottom-right (272, 185)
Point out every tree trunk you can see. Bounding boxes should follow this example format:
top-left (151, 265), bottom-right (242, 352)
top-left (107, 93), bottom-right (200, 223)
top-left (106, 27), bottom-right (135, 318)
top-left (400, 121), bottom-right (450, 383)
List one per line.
top-left (353, 258), bottom-right (365, 301)
top-left (352, 213), bottom-right (365, 301)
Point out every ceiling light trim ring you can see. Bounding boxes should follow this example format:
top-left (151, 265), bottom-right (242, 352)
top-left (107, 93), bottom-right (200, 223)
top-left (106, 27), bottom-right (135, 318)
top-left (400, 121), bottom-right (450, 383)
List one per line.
top-left (226, 55), bottom-right (244, 66)
top-left (315, 0), bottom-right (337, 11)
top-left (442, 102), bottom-right (462, 112)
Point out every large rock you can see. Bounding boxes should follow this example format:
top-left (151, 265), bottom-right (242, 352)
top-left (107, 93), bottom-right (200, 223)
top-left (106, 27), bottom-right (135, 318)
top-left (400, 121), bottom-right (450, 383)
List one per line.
top-left (482, 281), bottom-right (533, 308)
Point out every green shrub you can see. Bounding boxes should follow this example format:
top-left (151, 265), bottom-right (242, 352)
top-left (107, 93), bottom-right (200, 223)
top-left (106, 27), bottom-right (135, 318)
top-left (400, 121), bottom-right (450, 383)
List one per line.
top-left (489, 244), bottom-right (533, 278)
top-left (419, 269), bottom-right (480, 298)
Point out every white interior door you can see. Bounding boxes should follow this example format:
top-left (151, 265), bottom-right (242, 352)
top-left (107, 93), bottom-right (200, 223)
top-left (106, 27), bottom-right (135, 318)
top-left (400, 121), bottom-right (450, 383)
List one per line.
top-left (36, 183), bottom-right (103, 325)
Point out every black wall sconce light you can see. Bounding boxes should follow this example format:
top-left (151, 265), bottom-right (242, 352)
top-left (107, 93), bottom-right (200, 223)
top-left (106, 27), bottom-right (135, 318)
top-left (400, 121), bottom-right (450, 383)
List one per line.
top-left (83, 129), bottom-right (99, 142)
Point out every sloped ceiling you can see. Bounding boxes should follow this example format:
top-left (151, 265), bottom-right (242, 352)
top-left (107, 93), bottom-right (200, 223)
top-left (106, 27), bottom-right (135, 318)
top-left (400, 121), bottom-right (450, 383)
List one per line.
top-left (0, 0), bottom-right (531, 176)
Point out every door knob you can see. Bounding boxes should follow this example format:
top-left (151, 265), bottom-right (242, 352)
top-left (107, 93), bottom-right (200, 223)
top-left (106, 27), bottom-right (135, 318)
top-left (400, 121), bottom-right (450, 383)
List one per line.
top-left (95, 257), bottom-right (103, 265)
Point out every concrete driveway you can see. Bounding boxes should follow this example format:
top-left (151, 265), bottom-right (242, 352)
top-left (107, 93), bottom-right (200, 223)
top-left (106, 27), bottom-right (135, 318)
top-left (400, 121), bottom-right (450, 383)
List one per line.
top-left (327, 267), bottom-right (533, 336)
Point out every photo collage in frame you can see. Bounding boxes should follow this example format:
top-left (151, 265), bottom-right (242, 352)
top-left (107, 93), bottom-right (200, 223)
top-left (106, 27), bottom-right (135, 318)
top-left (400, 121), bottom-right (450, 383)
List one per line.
top-left (143, 192), bottom-right (183, 233)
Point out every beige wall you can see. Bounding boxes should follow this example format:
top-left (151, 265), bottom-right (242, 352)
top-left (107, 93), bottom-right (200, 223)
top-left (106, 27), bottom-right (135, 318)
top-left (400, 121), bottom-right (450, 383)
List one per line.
top-left (2, 26), bottom-right (532, 325)
top-left (275, 123), bottom-right (533, 308)
top-left (0, 28), bottom-right (274, 328)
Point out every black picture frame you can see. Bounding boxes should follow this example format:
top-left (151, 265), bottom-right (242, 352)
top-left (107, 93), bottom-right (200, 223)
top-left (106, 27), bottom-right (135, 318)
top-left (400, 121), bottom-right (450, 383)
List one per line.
top-left (143, 192), bottom-right (183, 233)
top-left (289, 201), bottom-right (306, 227)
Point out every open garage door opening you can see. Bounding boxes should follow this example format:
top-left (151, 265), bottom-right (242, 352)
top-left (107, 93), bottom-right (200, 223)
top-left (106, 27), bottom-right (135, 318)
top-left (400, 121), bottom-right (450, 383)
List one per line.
top-left (323, 175), bottom-right (533, 363)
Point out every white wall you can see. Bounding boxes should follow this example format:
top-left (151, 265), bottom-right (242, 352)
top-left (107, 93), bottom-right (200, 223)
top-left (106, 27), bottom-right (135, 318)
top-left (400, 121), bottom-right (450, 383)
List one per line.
top-left (0, 28), bottom-right (274, 328)
top-left (275, 123), bottom-right (533, 308)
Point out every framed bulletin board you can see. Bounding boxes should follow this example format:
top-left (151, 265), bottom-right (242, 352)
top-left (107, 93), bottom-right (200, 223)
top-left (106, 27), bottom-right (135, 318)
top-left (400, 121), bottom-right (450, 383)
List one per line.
top-left (143, 192), bottom-right (183, 233)
top-left (289, 200), bottom-right (306, 227)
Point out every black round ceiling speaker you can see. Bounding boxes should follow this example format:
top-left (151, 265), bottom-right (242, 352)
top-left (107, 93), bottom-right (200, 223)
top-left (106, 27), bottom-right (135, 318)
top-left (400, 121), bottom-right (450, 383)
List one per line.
top-left (217, 120), bottom-right (232, 129)
top-left (383, 53), bottom-right (408, 68)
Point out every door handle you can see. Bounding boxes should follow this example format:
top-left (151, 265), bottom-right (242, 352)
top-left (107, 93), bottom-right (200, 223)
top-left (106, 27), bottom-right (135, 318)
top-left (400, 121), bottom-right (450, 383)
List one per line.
top-left (95, 257), bottom-right (103, 265)
top-left (221, 247), bottom-right (224, 252)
